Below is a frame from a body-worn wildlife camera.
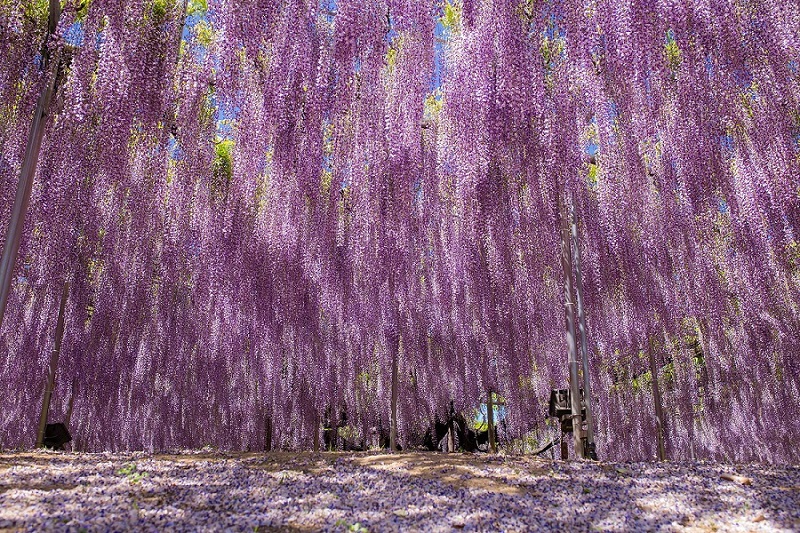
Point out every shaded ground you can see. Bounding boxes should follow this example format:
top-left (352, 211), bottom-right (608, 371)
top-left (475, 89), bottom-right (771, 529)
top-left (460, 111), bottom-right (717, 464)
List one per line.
top-left (1, 450), bottom-right (798, 532)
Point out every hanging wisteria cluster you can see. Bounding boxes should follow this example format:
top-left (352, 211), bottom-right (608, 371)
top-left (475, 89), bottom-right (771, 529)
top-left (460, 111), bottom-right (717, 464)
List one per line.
top-left (0, 0), bottom-right (798, 462)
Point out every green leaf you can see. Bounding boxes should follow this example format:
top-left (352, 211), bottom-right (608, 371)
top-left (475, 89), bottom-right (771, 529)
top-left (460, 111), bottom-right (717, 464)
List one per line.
top-left (195, 19), bottom-right (215, 47)
top-left (441, 1), bottom-right (461, 31)
top-left (187, 0), bottom-right (208, 16)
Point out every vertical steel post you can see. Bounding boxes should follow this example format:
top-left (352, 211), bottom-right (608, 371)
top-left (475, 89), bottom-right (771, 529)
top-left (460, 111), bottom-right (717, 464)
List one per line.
top-left (647, 335), bottom-right (667, 461)
top-left (313, 412), bottom-right (320, 452)
top-left (487, 391), bottom-right (497, 453)
top-left (264, 415), bottom-right (272, 452)
top-left (0, 0), bottom-right (61, 332)
top-left (36, 281), bottom-right (69, 447)
top-left (65, 381), bottom-right (77, 429)
top-left (389, 347), bottom-right (399, 452)
top-left (447, 424), bottom-right (455, 453)
top-left (388, 270), bottom-right (400, 453)
top-left (64, 380), bottom-right (77, 451)
top-left (446, 400), bottom-right (455, 453)
top-left (559, 194), bottom-right (584, 459)
top-left (570, 201), bottom-right (596, 459)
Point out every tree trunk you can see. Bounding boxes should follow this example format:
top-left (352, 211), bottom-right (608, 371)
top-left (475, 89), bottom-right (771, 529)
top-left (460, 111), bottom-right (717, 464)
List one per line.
top-left (36, 281), bottom-right (69, 447)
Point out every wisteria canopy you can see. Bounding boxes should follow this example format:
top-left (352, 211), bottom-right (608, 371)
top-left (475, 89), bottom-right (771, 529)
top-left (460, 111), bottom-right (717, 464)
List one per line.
top-left (0, 0), bottom-right (798, 462)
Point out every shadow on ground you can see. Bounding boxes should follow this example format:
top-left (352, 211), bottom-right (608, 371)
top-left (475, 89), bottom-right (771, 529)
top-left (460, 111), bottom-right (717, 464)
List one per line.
top-left (1, 451), bottom-right (798, 532)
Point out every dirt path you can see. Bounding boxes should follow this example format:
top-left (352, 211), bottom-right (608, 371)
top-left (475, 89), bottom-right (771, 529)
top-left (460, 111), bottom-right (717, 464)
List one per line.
top-left (1, 450), bottom-right (798, 532)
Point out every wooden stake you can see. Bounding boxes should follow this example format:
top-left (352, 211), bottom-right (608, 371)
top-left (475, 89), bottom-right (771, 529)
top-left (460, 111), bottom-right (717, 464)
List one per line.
top-left (559, 194), bottom-right (584, 459)
top-left (36, 281), bottom-right (69, 448)
top-left (487, 391), bottom-right (497, 453)
top-left (0, 0), bottom-right (61, 332)
top-left (647, 335), bottom-right (667, 461)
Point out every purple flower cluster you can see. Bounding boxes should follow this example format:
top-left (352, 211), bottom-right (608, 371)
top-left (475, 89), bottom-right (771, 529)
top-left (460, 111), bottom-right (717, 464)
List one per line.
top-left (0, 0), bottom-right (798, 462)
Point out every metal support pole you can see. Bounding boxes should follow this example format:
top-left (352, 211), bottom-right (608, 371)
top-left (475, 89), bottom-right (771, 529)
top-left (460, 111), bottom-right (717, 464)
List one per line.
top-left (389, 348), bottom-right (399, 452)
top-left (313, 412), bottom-right (320, 452)
top-left (64, 381), bottom-right (77, 429)
top-left (446, 401), bottom-right (455, 453)
top-left (559, 193), bottom-right (584, 459)
top-left (264, 415), bottom-right (272, 452)
top-left (487, 391), bottom-right (497, 453)
top-left (570, 201), bottom-right (597, 459)
top-left (36, 281), bottom-right (69, 447)
top-left (647, 335), bottom-right (667, 461)
top-left (388, 272), bottom-right (400, 453)
top-left (0, 0), bottom-right (61, 332)
top-left (447, 424), bottom-right (455, 453)
top-left (446, 400), bottom-right (456, 453)
top-left (64, 380), bottom-right (77, 451)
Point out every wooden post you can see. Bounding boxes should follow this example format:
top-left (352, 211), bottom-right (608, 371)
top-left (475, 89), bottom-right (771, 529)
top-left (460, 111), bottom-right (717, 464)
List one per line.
top-left (487, 391), bottom-right (497, 453)
top-left (36, 281), bottom-right (69, 447)
top-left (264, 415), bottom-right (272, 452)
top-left (570, 201), bottom-right (596, 459)
top-left (647, 335), bottom-right (667, 461)
top-left (559, 193), bottom-right (584, 459)
top-left (0, 0), bottom-right (61, 332)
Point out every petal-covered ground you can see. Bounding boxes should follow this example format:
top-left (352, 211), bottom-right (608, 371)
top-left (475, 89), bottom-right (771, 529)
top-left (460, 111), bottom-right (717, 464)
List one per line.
top-left (0, 451), bottom-right (798, 532)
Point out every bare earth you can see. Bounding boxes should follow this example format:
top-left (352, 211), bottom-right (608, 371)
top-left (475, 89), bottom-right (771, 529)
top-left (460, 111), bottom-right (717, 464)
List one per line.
top-left (1, 450), bottom-right (798, 532)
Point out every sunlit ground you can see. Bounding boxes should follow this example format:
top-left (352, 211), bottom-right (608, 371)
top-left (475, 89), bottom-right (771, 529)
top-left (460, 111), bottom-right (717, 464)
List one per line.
top-left (1, 451), bottom-right (798, 532)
